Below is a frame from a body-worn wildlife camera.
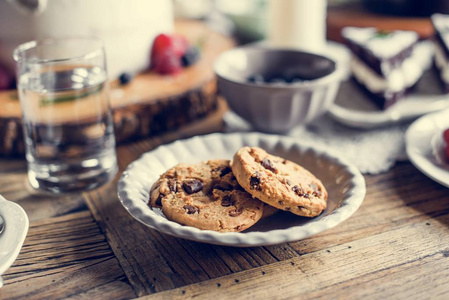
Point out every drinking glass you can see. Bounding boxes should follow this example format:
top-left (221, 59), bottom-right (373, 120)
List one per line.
top-left (13, 38), bottom-right (117, 193)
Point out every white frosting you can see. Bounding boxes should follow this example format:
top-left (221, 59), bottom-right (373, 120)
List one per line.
top-left (342, 27), bottom-right (418, 59)
top-left (434, 41), bottom-right (449, 84)
top-left (350, 41), bottom-right (432, 94)
top-left (432, 14), bottom-right (449, 51)
top-left (432, 14), bottom-right (449, 32)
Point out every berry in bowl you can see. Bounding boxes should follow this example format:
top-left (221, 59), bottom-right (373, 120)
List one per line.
top-left (432, 128), bottom-right (449, 166)
top-left (214, 46), bottom-right (346, 133)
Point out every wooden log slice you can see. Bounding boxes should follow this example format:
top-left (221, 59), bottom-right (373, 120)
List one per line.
top-left (0, 20), bottom-right (234, 156)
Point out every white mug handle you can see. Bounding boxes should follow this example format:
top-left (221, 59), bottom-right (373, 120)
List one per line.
top-left (6, 0), bottom-right (48, 15)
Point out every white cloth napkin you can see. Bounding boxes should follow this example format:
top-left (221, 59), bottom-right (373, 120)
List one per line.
top-left (224, 111), bottom-right (409, 175)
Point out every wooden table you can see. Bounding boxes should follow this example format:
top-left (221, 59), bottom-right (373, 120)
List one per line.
top-left (1, 101), bottom-right (449, 299)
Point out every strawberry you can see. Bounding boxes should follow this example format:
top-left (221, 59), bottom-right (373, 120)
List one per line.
top-left (172, 35), bottom-right (188, 57)
top-left (443, 128), bottom-right (449, 143)
top-left (150, 34), bottom-right (188, 72)
top-left (153, 48), bottom-right (182, 75)
top-left (445, 144), bottom-right (449, 161)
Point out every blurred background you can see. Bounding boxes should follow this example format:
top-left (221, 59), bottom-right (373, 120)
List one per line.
top-left (174, 0), bottom-right (444, 43)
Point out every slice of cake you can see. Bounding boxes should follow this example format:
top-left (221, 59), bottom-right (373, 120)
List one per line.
top-left (431, 14), bottom-right (449, 93)
top-left (342, 27), bottom-right (431, 109)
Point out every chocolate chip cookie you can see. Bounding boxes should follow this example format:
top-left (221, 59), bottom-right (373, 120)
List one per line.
top-left (149, 160), bottom-right (264, 232)
top-left (231, 147), bottom-right (327, 217)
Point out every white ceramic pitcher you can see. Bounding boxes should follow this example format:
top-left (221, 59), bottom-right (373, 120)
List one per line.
top-left (0, 0), bottom-right (174, 78)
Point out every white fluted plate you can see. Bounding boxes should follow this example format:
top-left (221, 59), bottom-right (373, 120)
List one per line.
top-left (117, 133), bottom-right (366, 247)
top-left (406, 109), bottom-right (449, 188)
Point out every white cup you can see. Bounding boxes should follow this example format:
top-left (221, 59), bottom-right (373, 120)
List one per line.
top-left (267, 0), bottom-right (327, 53)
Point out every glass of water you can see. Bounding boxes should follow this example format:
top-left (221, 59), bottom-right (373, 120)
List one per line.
top-left (13, 38), bottom-right (117, 193)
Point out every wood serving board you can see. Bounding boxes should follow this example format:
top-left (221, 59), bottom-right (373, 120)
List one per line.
top-left (327, 4), bottom-right (434, 42)
top-left (0, 20), bottom-right (235, 156)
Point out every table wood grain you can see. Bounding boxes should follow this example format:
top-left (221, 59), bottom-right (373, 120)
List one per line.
top-left (1, 103), bottom-right (449, 299)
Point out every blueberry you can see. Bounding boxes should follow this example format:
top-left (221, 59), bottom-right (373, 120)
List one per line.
top-left (181, 46), bottom-right (200, 67)
top-left (247, 74), bottom-right (265, 84)
top-left (119, 72), bottom-right (133, 85)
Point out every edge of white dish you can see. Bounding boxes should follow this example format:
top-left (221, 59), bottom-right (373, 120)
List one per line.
top-left (117, 132), bottom-right (366, 247)
top-left (406, 109), bottom-right (449, 188)
top-left (0, 195), bottom-right (29, 288)
top-left (330, 95), bottom-right (449, 129)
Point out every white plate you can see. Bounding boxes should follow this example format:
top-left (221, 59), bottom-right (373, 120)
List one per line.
top-left (0, 195), bottom-right (29, 288)
top-left (406, 109), bottom-right (449, 188)
top-left (329, 42), bottom-right (449, 129)
top-left (117, 133), bottom-right (366, 247)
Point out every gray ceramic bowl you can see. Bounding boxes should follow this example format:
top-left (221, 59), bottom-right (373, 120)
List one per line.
top-left (214, 46), bottom-right (346, 133)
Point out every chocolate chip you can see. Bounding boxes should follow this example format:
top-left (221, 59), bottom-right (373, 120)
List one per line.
top-left (183, 205), bottom-right (199, 214)
top-left (183, 179), bottom-right (203, 194)
top-left (235, 185), bottom-right (245, 191)
top-left (304, 193), bottom-right (310, 199)
top-left (229, 207), bottom-right (243, 217)
top-left (282, 159), bottom-right (288, 164)
top-left (214, 165), bottom-right (232, 177)
top-left (250, 172), bottom-right (262, 190)
top-left (168, 179), bottom-right (177, 193)
top-left (214, 183), bottom-right (233, 191)
top-left (221, 195), bottom-right (235, 207)
top-left (220, 166), bottom-right (232, 177)
top-left (278, 200), bottom-right (284, 206)
top-left (261, 158), bottom-right (277, 173)
top-left (309, 183), bottom-right (322, 197)
top-left (292, 185), bottom-right (305, 196)
top-left (297, 205), bottom-right (305, 210)
top-left (155, 195), bottom-right (162, 206)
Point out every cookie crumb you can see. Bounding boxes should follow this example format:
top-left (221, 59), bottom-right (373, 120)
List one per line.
top-left (221, 195), bottom-right (235, 207)
top-left (229, 207), bottom-right (243, 217)
top-left (292, 185), bottom-right (305, 196)
top-left (183, 205), bottom-right (199, 214)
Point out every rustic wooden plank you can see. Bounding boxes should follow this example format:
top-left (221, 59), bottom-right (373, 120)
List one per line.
top-left (0, 159), bottom-right (88, 222)
top-left (64, 281), bottom-right (136, 300)
top-left (288, 162), bottom-right (449, 253)
top-left (141, 213), bottom-right (449, 299)
top-left (85, 128), bottom-right (448, 297)
top-left (302, 252), bottom-right (449, 300)
top-left (3, 114), bottom-right (449, 300)
top-left (1, 211), bottom-right (135, 300)
top-left (84, 134), bottom-right (307, 296)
